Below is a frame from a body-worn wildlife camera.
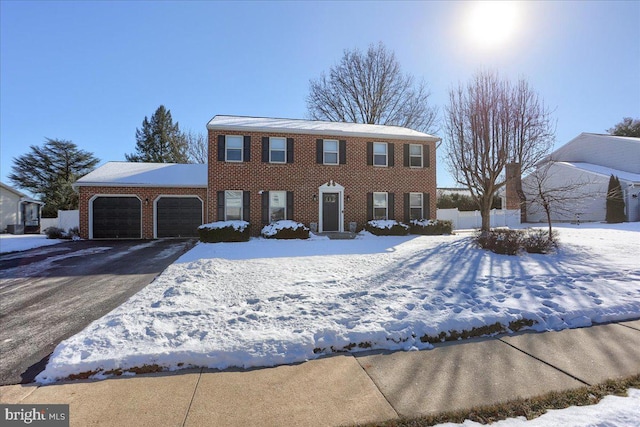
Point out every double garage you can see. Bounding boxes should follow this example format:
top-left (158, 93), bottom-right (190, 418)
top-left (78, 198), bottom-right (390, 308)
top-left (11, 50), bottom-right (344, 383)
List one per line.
top-left (91, 196), bottom-right (204, 239)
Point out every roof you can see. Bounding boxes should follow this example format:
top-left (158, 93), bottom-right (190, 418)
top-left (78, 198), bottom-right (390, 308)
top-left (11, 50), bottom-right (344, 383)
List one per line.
top-left (0, 182), bottom-right (44, 204)
top-left (556, 161), bottom-right (640, 183)
top-left (74, 162), bottom-right (208, 188)
top-left (546, 133), bottom-right (640, 174)
top-left (206, 115), bottom-right (440, 142)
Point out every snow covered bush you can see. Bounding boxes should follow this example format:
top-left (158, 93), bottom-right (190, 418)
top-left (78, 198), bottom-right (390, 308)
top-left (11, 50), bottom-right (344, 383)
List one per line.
top-left (409, 219), bottom-right (453, 235)
top-left (364, 220), bottom-right (410, 236)
top-left (522, 229), bottom-right (558, 254)
top-left (261, 220), bottom-right (309, 239)
top-left (44, 227), bottom-right (66, 239)
top-left (198, 221), bottom-right (251, 243)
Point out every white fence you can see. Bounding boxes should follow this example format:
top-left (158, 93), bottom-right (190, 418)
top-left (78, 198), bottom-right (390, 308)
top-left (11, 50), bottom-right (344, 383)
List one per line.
top-left (41, 210), bottom-right (79, 233)
top-left (437, 208), bottom-right (521, 230)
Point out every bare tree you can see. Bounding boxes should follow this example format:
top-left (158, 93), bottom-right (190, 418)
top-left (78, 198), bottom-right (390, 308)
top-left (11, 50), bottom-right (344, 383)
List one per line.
top-left (523, 159), bottom-right (596, 236)
top-left (183, 130), bottom-right (208, 164)
top-left (307, 42), bottom-right (438, 134)
top-left (444, 70), bottom-right (555, 231)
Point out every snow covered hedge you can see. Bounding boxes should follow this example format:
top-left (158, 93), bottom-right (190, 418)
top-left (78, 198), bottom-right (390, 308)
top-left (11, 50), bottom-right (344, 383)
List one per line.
top-left (409, 219), bottom-right (453, 235)
top-left (364, 220), bottom-right (410, 236)
top-left (198, 221), bottom-right (251, 243)
top-left (261, 220), bottom-right (309, 239)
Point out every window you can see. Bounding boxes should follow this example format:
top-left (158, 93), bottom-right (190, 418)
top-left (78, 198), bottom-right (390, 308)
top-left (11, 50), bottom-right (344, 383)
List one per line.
top-left (269, 191), bottom-right (286, 222)
top-left (225, 190), bottom-right (243, 220)
top-left (323, 139), bottom-right (339, 164)
top-left (225, 135), bottom-right (243, 162)
top-left (410, 193), bottom-right (423, 220)
top-left (373, 142), bottom-right (388, 166)
top-left (373, 192), bottom-right (388, 220)
top-left (409, 144), bottom-right (423, 168)
top-left (269, 137), bottom-right (286, 163)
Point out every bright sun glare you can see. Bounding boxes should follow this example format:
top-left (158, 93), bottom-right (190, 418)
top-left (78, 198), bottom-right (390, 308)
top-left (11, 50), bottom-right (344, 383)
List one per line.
top-left (466, 1), bottom-right (519, 48)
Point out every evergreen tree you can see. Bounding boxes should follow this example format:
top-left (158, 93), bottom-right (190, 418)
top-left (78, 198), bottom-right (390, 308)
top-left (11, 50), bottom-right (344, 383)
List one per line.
top-left (605, 175), bottom-right (626, 223)
top-left (9, 138), bottom-right (99, 217)
top-left (607, 117), bottom-right (640, 137)
top-left (126, 105), bottom-right (188, 163)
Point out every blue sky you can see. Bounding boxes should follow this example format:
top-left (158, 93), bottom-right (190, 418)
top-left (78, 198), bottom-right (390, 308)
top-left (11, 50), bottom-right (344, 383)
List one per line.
top-left (1, 1), bottom-right (639, 192)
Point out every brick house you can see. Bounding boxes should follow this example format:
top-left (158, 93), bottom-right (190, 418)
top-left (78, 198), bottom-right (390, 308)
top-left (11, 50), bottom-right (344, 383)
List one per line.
top-left (75, 115), bottom-right (439, 239)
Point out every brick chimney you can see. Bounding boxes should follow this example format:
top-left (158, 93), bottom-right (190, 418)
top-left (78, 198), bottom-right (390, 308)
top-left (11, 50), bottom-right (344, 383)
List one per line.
top-left (505, 163), bottom-right (526, 221)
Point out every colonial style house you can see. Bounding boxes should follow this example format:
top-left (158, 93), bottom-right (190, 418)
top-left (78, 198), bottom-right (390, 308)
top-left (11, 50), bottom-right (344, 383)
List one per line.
top-left (522, 133), bottom-right (640, 223)
top-left (74, 115), bottom-right (439, 239)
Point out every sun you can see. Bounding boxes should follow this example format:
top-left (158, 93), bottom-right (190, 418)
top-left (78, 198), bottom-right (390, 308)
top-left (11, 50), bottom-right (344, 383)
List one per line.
top-left (465, 1), bottom-right (519, 48)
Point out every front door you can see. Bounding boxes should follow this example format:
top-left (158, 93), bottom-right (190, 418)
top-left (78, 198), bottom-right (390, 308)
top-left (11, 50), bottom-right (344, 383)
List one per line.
top-left (322, 193), bottom-right (339, 232)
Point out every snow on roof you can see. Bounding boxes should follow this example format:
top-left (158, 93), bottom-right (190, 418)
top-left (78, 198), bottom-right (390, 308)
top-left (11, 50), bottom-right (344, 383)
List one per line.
top-left (558, 162), bottom-right (640, 183)
top-left (207, 115), bottom-right (439, 142)
top-left (74, 162), bottom-right (208, 188)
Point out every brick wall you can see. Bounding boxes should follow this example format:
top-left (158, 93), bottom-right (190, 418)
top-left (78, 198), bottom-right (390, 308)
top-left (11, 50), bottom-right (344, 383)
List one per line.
top-left (207, 130), bottom-right (437, 234)
top-left (78, 186), bottom-right (207, 239)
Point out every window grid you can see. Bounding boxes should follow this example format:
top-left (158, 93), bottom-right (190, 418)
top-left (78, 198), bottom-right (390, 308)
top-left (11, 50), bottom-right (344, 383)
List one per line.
top-left (225, 190), bottom-right (243, 220)
top-left (269, 137), bottom-right (286, 163)
top-left (323, 139), bottom-right (339, 165)
top-left (225, 135), bottom-right (243, 162)
top-left (373, 192), bottom-right (388, 220)
top-left (409, 192), bottom-right (423, 220)
top-left (409, 144), bottom-right (423, 168)
top-left (373, 142), bottom-right (388, 166)
top-left (269, 191), bottom-right (286, 222)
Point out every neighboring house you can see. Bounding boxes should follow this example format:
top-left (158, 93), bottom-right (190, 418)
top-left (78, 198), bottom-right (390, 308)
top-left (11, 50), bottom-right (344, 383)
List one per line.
top-left (75, 115), bottom-right (439, 239)
top-left (522, 133), bottom-right (640, 223)
top-left (0, 182), bottom-right (44, 234)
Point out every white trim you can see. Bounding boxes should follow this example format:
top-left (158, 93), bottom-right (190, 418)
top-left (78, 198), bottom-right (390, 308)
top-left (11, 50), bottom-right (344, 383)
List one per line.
top-left (269, 137), bottom-right (287, 164)
top-left (268, 190), bottom-right (287, 222)
top-left (153, 195), bottom-right (204, 239)
top-left (88, 194), bottom-right (142, 239)
top-left (409, 144), bottom-right (423, 168)
top-left (373, 142), bottom-right (388, 167)
top-left (373, 192), bottom-right (389, 220)
top-left (318, 181), bottom-right (344, 232)
top-left (225, 135), bottom-right (244, 162)
top-left (323, 139), bottom-right (339, 165)
top-left (224, 190), bottom-right (244, 221)
top-left (409, 192), bottom-right (423, 220)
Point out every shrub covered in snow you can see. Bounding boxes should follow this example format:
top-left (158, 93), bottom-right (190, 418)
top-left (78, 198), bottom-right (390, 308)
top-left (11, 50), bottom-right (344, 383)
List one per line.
top-left (44, 227), bottom-right (66, 239)
top-left (476, 228), bottom-right (558, 255)
top-left (364, 220), bottom-right (410, 236)
top-left (409, 219), bottom-right (453, 235)
top-left (522, 229), bottom-right (557, 254)
top-left (261, 220), bottom-right (310, 239)
top-left (198, 221), bottom-right (251, 243)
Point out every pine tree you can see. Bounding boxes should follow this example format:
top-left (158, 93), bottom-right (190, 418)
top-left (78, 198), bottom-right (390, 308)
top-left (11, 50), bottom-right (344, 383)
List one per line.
top-left (9, 139), bottom-right (99, 217)
top-left (125, 105), bottom-right (188, 163)
top-left (606, 175), bottom-right (626, 223)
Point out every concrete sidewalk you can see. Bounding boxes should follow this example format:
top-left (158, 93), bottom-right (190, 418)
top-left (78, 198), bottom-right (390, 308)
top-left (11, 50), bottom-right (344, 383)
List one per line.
top-left (2, 320), bottom-right (639, 426)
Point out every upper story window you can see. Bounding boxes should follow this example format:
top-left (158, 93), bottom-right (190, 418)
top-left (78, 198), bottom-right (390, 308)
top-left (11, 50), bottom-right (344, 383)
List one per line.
top-left (409, 192), bottom-right (423, 220)
top-left (225, 135), bottom-right (243, 162)
top-left (269, 137), bottom-right (286, 163)
top-left (373, 142), bottom-right (388, 166)
top-left (225, 190), bottom-right (243, 220)
top-left (409, 144), bottom-right (423, 168)
top-left (373, 192), bottom-right (388, 220)
top-left (324, 139), bottom-right (339, 165)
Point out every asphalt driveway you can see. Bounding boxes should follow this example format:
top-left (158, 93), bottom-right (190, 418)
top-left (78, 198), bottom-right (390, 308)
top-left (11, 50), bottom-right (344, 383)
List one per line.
top-left (0, 239), bottom-right (195, 385)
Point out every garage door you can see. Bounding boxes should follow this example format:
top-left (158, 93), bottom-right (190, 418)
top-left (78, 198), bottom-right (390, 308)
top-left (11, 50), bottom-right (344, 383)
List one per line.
top-left (156, 197), bottom-right (202, 238)
top-left (92, 197), bottom-right (141, 239)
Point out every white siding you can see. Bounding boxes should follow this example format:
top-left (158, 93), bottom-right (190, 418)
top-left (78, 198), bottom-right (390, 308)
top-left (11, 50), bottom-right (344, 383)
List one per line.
top-left (550, 133), bottom-right (640, 174)
top-left (0, 187), bottom-right (21, 232)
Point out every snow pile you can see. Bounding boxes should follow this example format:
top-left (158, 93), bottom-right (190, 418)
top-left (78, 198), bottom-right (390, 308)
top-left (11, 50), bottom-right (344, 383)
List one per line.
top-left (0, 234), bottom-right (64, 254)
top-left (198, 220), bottom-right (249, 231)
top-left (434, 388), bottom-right (640, 426)
top-left (411, 219), bottom-right (438, 226)
top-left (37, 223), bottom-right (640, 383)
top-left (367, 220), bottom-right (409, 229)
top-left (261, 220), bottom-right (308, 237)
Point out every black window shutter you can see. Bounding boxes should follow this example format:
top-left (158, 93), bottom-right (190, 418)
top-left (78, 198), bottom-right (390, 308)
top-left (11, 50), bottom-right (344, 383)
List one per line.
top-left (424, 193), bottom-right (431, 219)
top-left (424, 146), bottom-right (430, 168)
top-left (243, 136), bottom-right (251, 162)
top-left (339, 140), bottom-right (346, 164)
top-left (388, 192), bottom-right (395, 219)
top-left (367, 193), bottom-right (373, 220)
top-left (217, 135), bottom-right (225, 161)
top-left (403, 144), bottom-right (409, 167)
top-left (261, 191), bottom-right (269, 224)
top-left (262, 137), bottom-right (269, 163)
top-left (217, 191), bottom-right (225, 220)
top-left (388, 143), bottom-right (395, 167)
top-left (286, 191), bottom-right (294, 220)
top-left (367, 142), bottom-right (373, 166)
top-left (287, 138), bottom-right (294, 164)
top-left (243, 191), bottom-right (251, 222)
top-left (316, 139), bottom-right (323, 164)
top-left (404, 193), bottom-right (410, 223)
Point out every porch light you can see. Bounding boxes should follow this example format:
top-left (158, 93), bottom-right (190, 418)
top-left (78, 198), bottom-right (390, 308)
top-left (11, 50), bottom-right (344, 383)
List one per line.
top-left (312, 194), bottom-right (317, 202)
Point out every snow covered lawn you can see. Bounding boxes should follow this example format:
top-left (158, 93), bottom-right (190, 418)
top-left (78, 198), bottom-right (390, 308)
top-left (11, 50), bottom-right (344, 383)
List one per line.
top-left (37, 223), bottom-right (640, 383)
top-left (0, 234), bottom-right (64, 254)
